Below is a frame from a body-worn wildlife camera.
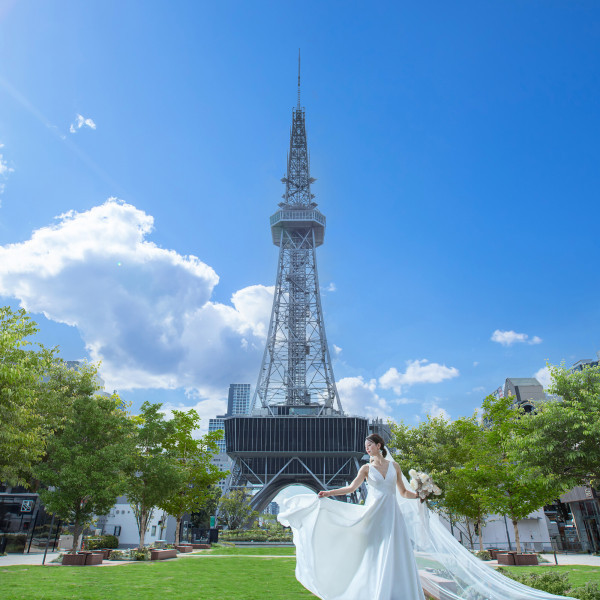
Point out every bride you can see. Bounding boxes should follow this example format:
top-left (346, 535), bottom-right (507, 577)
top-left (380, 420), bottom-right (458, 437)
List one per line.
top-left (278, 434), bottom-right (575, 600)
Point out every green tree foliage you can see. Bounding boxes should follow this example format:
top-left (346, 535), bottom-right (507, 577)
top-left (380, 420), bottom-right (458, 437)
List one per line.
top-left (0, 307), bottom-right (55, 484)
top-left (476, 395), bottom-right (568, 553)
top-left (391, 414), bottom-right (489, 548)
top-left (516, 364), bottom-right (600, 489)
top-left (191, 485), bottom-right (222, 529)
top-left (34, 364), bottom-right (136, 553)
top-left (158, 408), bottom-right (226, 544)
top-left (125, 402), bottom-right (183, 548)
top-left (218, 488), bottom-right (258, 530)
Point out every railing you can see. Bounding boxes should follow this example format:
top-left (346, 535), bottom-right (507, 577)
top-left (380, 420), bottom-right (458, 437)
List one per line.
top-left (270, 210), bottom-right (325, 226)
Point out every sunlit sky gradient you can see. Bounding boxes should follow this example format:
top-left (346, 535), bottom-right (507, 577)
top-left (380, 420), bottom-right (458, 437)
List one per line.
top-left (1, 2), bottom-right (599, 444)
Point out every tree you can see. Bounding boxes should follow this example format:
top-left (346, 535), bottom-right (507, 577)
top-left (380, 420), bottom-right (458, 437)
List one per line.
top-left (191, 485), bottom-right (222, 529)
top-left (125, 402), bottom-right (183, 548)
top-left (218, 488), bottom-right (258, 530)
top-left (158, 409), bottom-right (226, 544)
top-left (476, 395), bottom-right (568, 553)
top-left (0, 307), bottom-right (55, 484)
top-left (34, 366), bottom-right (136, 553)
top-left (391, 414), bottom-right (492, 549)
top-left (515, 363), bottom-right (600, 489)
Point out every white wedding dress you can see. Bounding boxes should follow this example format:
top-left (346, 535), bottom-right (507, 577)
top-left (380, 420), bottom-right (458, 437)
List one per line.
top-left (278, 459), bottom-right (425, 600)
top-left (278, 458), bottom-right (577, 600)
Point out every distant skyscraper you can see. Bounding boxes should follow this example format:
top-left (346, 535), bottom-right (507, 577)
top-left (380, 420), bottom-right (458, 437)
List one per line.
top-left (208, 417), bottom-right (226, 454)
top-left (227, 384), bottom-right (251, 416)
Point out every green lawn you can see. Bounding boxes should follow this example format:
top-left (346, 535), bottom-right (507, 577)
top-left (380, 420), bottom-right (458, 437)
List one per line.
top-left (200, 545), bottom-right (296, 556)
top-left (0, 553), bottom-right (315, 600)
top-left (500, 565), bottom-right (600, 588)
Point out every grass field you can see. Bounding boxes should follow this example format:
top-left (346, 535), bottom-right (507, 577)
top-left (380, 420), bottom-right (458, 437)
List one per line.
top-left (0, 551), bottom-right (315, 600)
top-left (500, 565), bottom-right (600, 588)
top-left (199, 546), bottom-right (296, 556)
top-left (3, 549), bottom-right (600, 600)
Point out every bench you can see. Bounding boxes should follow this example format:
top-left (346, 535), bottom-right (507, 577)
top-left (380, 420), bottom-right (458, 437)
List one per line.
top-left (174, 545), bottom-right (193, 553)
top-left (150, 548), bottom-right (178, 560)
top-left (191, 543), bottom-right (211, 550)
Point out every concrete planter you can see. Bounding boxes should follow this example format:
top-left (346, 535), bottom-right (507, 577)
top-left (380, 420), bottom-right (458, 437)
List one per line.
top-left (62, 553), bottom-right (87, 566)
top-left (174, 545), bottom-right (193, 553)
top-left (84, 552), bottom-right (104, 565)
top-left (514, 553), bottom-right (538, 566)
top-left (496, 552), bottom-right (516, 565)
top-left (150, 548), bottom-right (177, 560)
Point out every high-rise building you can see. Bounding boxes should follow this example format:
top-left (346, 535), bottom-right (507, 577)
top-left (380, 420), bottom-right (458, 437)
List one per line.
top-left (227, 384), bottom-right (251, 415)
top-left (208, 417), bottom-right (226, 454)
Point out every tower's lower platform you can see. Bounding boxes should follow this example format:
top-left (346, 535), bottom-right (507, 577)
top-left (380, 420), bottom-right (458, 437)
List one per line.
top-left (223, 415), bottom-right (369, 512)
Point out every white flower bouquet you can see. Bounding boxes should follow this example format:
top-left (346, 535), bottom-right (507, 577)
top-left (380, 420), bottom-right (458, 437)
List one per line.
top-left (408, 469), bottom-right (442, 502)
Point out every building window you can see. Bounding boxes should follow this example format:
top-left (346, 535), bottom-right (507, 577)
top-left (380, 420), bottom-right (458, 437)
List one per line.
top-left (114, 525), bottom-right (121, 536)
top-left (151, 525), bottom-right (156, 536)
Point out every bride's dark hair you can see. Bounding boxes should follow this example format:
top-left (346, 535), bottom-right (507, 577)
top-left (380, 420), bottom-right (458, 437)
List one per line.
top-left (366, 433), bottom-right (387, 458)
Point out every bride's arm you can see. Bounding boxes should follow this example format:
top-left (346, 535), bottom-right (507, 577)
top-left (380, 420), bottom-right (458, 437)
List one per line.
top-left (318, 464), bottom-right (369, 498)
top-left (393, 462), bottom-right (418, 499)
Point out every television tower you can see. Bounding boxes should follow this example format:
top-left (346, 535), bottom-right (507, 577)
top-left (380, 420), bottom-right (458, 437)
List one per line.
top-left (223, 57), bottom-right (370, 511)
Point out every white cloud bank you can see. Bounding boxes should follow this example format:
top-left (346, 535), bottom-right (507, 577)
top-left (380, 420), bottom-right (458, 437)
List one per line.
top-left (337, 376), bottom-right (395, 420)
top-left (0, 198), bottom-right (273, 399)
top-left (534, 366), bottom-right (552, 389)
top-left (70, 114), bottom-right (97, 133)
top-left (0, 143), bottom-right (14, 197)
top-left (379, 359), bottom-right (459, 395)
top-left (491, 329), bottom-right (542, 346)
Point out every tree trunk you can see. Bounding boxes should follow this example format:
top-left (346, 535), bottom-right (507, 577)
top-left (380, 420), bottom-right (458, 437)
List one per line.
top-left (139, 510), bottom-right (148, 549)
top-left (478, 516), bottom-right (484, 552)
top-left (71, 520), bottom-right (82, 554)
top-left (174, 516), bottom-right (181, 545)
top-left (512, 519), bottom-right (521, 554)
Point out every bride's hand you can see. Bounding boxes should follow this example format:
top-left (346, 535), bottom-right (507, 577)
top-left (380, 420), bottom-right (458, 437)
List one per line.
top-left (318, 490), bottom-right (330, 498)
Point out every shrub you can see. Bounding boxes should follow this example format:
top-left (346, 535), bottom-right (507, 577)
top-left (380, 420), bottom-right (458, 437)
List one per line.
top-left (498, 569), bottom-right (571, 596)
top-left (574, 583), bottom-right (600, 600)
top-left (475, 550), bottom-right (491, 560)
top-left (131, 548), bottom-right (150, 561)
top-left (86, 535), bottom-right (119, 550)
top-left (108, 550), bottom-right (125, 561)
top-left (219, 528), bottom-right (292, 543)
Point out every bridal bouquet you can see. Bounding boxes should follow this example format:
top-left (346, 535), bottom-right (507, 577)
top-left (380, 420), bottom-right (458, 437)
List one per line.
top-left (408, 469), bottom-right (442, 502)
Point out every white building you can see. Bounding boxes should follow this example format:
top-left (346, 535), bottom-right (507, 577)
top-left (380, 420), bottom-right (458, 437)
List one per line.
top-left (96, 496), bottom-right (178, 548)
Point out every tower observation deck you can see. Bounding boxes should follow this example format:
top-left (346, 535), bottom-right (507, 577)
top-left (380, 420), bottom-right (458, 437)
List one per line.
top-left (222, 59), bottom-right (369, 511)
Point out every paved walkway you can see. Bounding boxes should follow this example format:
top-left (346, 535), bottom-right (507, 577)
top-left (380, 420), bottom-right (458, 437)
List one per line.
top-left (0, 552), bottom-right (137, 567)
top-left (539, 553), bottom-right (600, 566)
top-left (3, 551), bottom-right (600, 568)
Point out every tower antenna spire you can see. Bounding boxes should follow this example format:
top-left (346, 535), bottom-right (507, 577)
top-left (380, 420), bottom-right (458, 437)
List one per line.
top-left (297, 49), bottom-right (301, 109)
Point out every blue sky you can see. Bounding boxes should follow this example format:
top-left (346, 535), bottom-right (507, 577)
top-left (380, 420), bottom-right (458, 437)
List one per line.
top-left (1, 1), bottom-right (599, 431)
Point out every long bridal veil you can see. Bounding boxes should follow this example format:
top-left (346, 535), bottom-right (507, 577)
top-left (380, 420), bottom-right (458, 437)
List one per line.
top-left (394, 463), bottom-right (576, 600)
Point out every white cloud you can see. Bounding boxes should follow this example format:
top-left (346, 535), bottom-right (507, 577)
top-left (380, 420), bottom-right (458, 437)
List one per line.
top-left (0, 198), bottom-right (274, 399)
top-left (422, 400), bottom-right (450, 420)
top-left (379, 359), bottom-right (459, 395)
top-left (473, 361), bottom-right (479, 367)
top-left (337, 376), bottom-right (394, 420)
top-left (70, 114), bottom-right (97, 133)
top-left (472, 386), bottom-right (485, 393)
top-left (534, 366), bottom-right (552, 389)
top-left (332, 344), bottom-right (342, 356)
top-left (161, 396), bottom-right (228, 435)
top-left (491, 329), bottom-right (543, 346)
top-left (325, 282), bottom-right (336, 292)
top-left (0, 144), bottom-right (14, 198)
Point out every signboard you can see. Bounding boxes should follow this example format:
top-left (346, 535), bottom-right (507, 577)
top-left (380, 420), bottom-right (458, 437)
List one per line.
top-left (210, 516), bottom-right (216, 528)
top-left (20, 499), bottom-right (34, 513)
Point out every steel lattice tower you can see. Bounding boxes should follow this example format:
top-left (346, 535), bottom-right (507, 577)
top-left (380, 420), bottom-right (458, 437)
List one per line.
top-left (221, 58), bottom-right (371, 512)
top-left (253, 58), bottom-right (342, 416)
